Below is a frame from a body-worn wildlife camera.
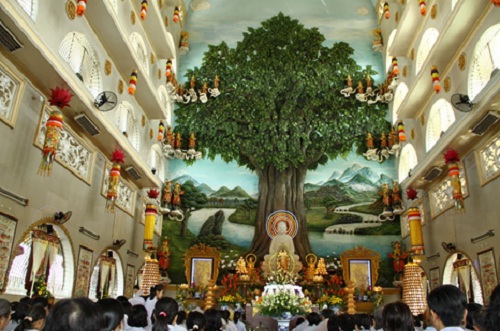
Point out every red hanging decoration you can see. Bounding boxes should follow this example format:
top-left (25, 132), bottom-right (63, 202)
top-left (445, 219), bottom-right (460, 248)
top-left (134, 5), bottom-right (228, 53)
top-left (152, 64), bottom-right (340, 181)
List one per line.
top-left (165, 59), bottom-right (173, 81)
top-left (406, 187), bottom-right (418, 200)
top-left (76, 0), bottom-right (87, 16)
top-left (158, 121), bottom-right (164, 142)
top-left (173, 6), bottom-right (180, 23)
top-left (443, 149), bottom-right (465, 212)
top-left (392, 57), bottom-right (399, 76)
top-left (128, 70), bottom-right (138, 95)
top-left (419, 0), bottom-right (427, 15)
top-left (38, 87), bottom-right (73, 176)
top-left (397, 121), bottom-right (407, 142)
top-left (492, 0), bottom-right (500, 6)
top-left (140, 0), bottom-right (148, 20)
top-left (106, 149), bottom-right (126, 212)
top-left (431, 65), bottom-right (441, 94)
top-left (144, 188), bottom-right (160, 251)
top-left (384, 2), bottom-right (390, 19)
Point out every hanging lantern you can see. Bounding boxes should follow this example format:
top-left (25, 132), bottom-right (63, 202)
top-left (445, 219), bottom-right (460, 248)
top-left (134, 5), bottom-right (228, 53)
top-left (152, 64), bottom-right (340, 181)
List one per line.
top-left (444, 149), bottom-right (465, 212)
top-left (128, 70), bottom-right (138, 95)
top-left (141, 255), bottom-right (161, 296)
top-left (173, 6), bottom-right (180, 23)
top-left (392, 57), bottom-right (399, 76)
top-left (76, 0), bottom-right (87, 16)
top-left (165, 59), bottom-right (173, 80)
top-left (397, 121), bottom-right (406, 142)
top-left (38, 87), bottom-right (73, 176)
top-left (407, 207), bottom-right (425, 260)
top-left (419, 0), bottom-right (427, 15)
top-left (492, 0), bottom-right (500, 6)
top-left (140, 0), bottom-right (148, 20)
top-left (158, 121), bottom-right (164, 142)
top-left (384, 2), bottom-right (390, 19)
top-left (106, 149), bottom-right (125, 212)
top-left (431, 65), bottom-right (441, 94)
top-left (406, 187), bottom-right (418, 201)
top-left (144, 189), bottom-right (160, 251)
top-left (402, 262), bottom-right (426, 315)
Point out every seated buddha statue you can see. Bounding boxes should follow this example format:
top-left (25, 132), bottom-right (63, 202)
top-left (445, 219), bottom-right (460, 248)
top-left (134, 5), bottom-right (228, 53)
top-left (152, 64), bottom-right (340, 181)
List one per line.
top-left (262, 221), bottom-right (302, 277)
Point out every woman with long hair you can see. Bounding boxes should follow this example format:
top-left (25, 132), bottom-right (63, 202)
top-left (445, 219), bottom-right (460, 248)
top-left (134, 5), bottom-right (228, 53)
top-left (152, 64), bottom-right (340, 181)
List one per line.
top-left (98, 298), bottom-right (124, 331)
top-left (145, 285), bottom-right (164, 331)
top-left (13, 304), bottom-right (46, 331)
top-left (152, 297), bottom-right (178, 331)
top-left (382, 301), bottom-right (414, 331)
top-left (186, 311), bottom-right (205, 331)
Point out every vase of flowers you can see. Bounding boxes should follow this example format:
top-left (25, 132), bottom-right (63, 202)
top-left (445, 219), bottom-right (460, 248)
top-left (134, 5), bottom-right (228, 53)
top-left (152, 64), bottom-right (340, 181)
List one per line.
top-left (253, 288), bottom-right (311, 319)
top-left (316, 294), bottom-right (344, 314)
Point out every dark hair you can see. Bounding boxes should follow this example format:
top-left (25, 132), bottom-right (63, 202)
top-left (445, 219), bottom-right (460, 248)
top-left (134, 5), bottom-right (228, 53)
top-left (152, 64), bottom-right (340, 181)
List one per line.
top-left (116, 296), bottom-right (129, 304)
top-left (296, 317), bottom-right (305, 326)
top-left (149, 284), bottom-right (164, 300)
top-left (327, 315), bottom-right (340, 331)
top-left (372, 306), bottom-right (384, 330)
top-left (120, 301), bottom-right (133, 317)
top-left (98, 298), bottom-right (124, 331)
top-left (43, 298), bottom-right (102, 331)
top-left (306, 312), bottom-right (322, 326)
top-left (382, 301), bottom-right (414, 331)
top-left (427, 285), bottom-right (466, 327)
top-left (152, 297), bottom-right (178, 331)
top-left (485, 284), bottom-right (500, 331)
top-left (186, 311), bottom-right (205, 331)
top-left (204, 308), bottom-right (222, 331)
top-left (321, 309), bottom-right (334, 320)
top-left (465, 303), bottom-right (482, 330)
top-left (233, 311), bottom-right (242, 324)
top-left (354, 313), bottom-right (370, 330)
top-left (338, 314), bottom-right (355, 331)
top-left (0, 299), bottom-right (10, 319)
top-left (12, 302), bottom-right (31, 323)
top-left (472, 307), bottom-right (486, 331)
top-left (128, 304), bottom-right (148, 328)
top-left (32, 297), bottom-right (49, 309)
top-left (15, 304), bottom-right (46, 331)
top-left (220, 310), bottom-right (230, 322)
top-left (177, 310), bottom-right (187, 325)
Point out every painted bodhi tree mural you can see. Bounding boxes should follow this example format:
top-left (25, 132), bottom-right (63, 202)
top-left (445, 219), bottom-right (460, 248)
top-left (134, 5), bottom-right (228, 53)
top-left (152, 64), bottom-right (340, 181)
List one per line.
top-left (174, 13), bottom-right (389, 260)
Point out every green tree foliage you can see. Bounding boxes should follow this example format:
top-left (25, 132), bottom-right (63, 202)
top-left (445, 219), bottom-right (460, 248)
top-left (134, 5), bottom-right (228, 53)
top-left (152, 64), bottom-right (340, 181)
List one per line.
top-left (177, 180), bottom-right (208, 237)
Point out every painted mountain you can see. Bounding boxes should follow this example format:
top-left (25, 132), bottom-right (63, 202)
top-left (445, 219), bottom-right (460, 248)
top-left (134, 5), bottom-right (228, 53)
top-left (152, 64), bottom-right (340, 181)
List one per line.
top-left (173, 175), bottom-right (254, 200)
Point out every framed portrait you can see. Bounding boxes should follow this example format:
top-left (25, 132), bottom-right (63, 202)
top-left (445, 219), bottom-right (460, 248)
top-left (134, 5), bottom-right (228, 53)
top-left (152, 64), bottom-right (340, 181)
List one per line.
top-left (125, 264), bottom-right (136, 298)
top-left (190, 258), bottom-right (214, 288)
top-left (74, 246), bottom-right (93, 297)
top-left (349, 259), bottom-right (372, 289)
top-left (0, 212), bottom-right (17, 291)
top-left (477, 248), bottom-right (498, 304)
top-left (429, 267), bottom-right (440, 290)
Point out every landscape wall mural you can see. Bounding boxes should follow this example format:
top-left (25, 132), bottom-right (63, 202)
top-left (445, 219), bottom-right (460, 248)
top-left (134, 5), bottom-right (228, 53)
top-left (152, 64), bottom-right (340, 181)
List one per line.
top-left (163, 153), bottom-right (400, 286)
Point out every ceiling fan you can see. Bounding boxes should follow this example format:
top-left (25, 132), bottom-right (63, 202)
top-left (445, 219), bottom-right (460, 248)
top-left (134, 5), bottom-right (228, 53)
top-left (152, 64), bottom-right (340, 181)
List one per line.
top-left (94, 91), bottom-right (118, 111)
top-left (451, 93), bottom-right (474, 113)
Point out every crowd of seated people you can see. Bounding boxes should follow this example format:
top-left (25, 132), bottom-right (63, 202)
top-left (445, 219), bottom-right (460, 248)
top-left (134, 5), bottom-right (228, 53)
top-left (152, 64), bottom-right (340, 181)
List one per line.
top-left (1, 283), bottom-right (500, 331)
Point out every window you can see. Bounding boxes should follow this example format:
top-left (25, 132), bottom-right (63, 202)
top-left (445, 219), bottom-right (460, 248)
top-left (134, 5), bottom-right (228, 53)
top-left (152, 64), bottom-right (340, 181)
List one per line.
top-left (426, 99), bottom-right (456, 152)
top-left (115, 102), bottom-right (140, 151)
top-left (399, 144), bottom-right (418, 182)
top-left (130, 33), bottom-right (149, 73)
top-left (88, 250), bottom-right (124, 300)
top-left (416, 28), bottom-right (440, 75)
top-left (59, 32), bottom-right (101, 97)
top-left (157, 85), bottom-right (172, 125)
top-left (385, 29), bottom-right (397, 74)
top-left (392, 83), bottom-right (409, 124)
top-left (15, 0), bottom-right (38, 21)
top-left (149, 144), bottom-right (165, 182)
top-left (442, 253), bottom-right (483, 304)
top-left (468, 24), bottom-right (500, 100)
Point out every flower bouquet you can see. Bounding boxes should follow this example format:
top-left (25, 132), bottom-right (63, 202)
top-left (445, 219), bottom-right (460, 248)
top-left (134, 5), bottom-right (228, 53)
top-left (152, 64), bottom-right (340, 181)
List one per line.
top-left (316, 294), bottom-right (344, 312)
top-left (253, 289), bottom-right (311, 319)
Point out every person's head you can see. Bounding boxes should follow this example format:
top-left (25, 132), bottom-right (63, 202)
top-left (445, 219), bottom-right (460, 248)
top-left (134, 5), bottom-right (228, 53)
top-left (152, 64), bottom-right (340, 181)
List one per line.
top-left (321, 309), bottom-right (334, 320)
top-left (466, 303), bottom-right (482, 330)
top-left (120, 300), bottom-right (133, 317)
top-left (149, 284), bottom-right (164, 300)
top-left (98, 298), bottom-right (124, 331)
top-left (187, 311), bottom-right (205, 331)
top-left (296, 317), bottom-right (305, 326)
top-left (177, 310), bottom-right (187, 325)
top-left (354, 313), bottom-right (370, 330)
top-left (153, 297), bottom-right (178, 330)
top-left (0, 299), bottom-right (11, 331)
top-left (204, 308), bottom-right (222, 331)
top-left (128, 304), bottom-right (148, 328)
top-left (17, 304), bottom-right (46, 331)
top-left (427, 285), bottom-right (467, 329)
top-left (306, 312), bottom-right (322, 326)
top-left (233, 311), bottom-right (241, 324)
top-left (220, 310), bottom-right (230, 322)
top-left (382, 301), bottom-right (413, 331)
top-left (116, 296), bottom-right (128, 304)
top-left (32, 297), bottom-right (49, 313)
top-left (339, 314), bottom-right (355, 331)
top-left (12, 302), bottom-right (31, 323)
top-left (485, 283), bottom-right (500, 331)
top-left (471, 307), bottom-right (486, 331)
top-left (43, 298), bottom-right (103, 331)
top-left (372, 305), bottom-right (384, 330)
top-left (327, 315), bottom-right (340, 331)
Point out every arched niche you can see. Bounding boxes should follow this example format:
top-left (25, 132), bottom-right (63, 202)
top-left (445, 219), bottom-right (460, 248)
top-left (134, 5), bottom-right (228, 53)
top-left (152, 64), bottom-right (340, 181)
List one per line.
top-left (442, 252), bottom-right (483, 304)
top-left (4, 217), bottom-right (75, 298)
top-left (398, 143), bottom-right (418, 182)
top-left (88, 247), bottom-right (125, 300)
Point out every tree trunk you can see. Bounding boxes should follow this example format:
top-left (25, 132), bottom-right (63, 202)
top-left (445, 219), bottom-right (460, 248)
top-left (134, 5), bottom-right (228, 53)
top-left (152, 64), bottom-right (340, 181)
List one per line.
top-left (246, 164), bottom-right (312, 262)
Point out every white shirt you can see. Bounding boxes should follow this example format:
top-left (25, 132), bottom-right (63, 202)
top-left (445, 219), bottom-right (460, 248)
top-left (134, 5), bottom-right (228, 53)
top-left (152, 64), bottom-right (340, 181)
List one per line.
top-left (292, 321), bottom-right (309, 331)
top-left (144, 297), bottom-right (158, 331)
top-left (225, 320), bottom-right (238, 331)
top-left (235, 320), bottom-right (246, 331)
top-left (440, 327), bottom-right (464, 331)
